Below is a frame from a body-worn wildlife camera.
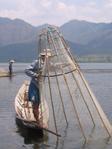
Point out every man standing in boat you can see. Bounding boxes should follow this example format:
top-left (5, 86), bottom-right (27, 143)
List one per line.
top-left (9, 60), bottom-right (15, 76)
top-left (25, 50), bottom-right (51, 123)
top-left (25, 57), bottom-right (44, 123)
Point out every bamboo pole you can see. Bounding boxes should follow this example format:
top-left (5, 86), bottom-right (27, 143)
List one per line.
top-left (71, 71), bottom-right (95, 127)
top-left (37, 39), bottom-right (43, 127)
top-left (78, 70), bottom-right (112, 137)
top-left (44, 33), bottom-right (59, 139)
top-left (47, 31), bottom-right (68, 125)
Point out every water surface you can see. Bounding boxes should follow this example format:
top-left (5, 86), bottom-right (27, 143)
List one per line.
top-left (0, 63), bottom-right (112, 149)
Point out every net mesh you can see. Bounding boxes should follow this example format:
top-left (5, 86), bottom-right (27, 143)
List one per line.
top-left (38, 26), bottom-right (112, 146)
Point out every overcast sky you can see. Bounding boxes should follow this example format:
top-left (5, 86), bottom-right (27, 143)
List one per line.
top-left (0, 0), bottom-right (112, 26)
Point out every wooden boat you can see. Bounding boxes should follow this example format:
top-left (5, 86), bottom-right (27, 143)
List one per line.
top-left (0, 69), bottom-right (10, 77)
top-left (15, 81), bottom-right (49, 129)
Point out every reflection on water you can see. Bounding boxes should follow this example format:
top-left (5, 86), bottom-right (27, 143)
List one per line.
top-left (0, 63), bottom-right (112, 149)
top-left (15, 118), bottom-right (45, 145)
top-left (16, 124), bottom-right (50, 149)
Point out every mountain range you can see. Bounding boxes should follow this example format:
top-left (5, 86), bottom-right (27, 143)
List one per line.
top-left (0, 17), bottom-right (112, 62)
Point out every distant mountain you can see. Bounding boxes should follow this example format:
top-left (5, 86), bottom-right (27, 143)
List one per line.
top-left (0, 17), bottom-right (12, 24)
top-left (0, 17), bottom-right (40, 46)
top-left (0, 17), bottom-right (112, 62)
top-left (0, 42), bottom-right (37, 62)
top-left (0, 40), bottom-right (77, 62)
top-left (60, 20), bottom-right (112, 55)
top-left (60, 20), bottom-right (112, 45)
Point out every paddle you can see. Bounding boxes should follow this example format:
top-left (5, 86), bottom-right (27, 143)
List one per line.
top-left (41, 127), bottom-right (61, 137)
top-left (16, 116), bottom-right (61, 137)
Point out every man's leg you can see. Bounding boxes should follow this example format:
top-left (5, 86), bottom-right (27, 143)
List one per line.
top-left (28, 81), bottom-right (40, 124)
top-left (33, 104), bottom-right (39, 123)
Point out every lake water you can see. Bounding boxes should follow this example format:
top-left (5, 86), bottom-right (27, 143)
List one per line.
top-left (0, 63), bottom-right (112, 149)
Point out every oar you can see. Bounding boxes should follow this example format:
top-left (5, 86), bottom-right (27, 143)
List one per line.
top-left (41, 127), bottom-right (61, 137)
top-left (16, 116), bottom-right (61, 137)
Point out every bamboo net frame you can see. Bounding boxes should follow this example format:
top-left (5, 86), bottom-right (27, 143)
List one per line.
top-left (38, 25), bottom-right (112, 143)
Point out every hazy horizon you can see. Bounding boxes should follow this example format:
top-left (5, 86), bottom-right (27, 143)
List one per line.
top-left (1, 16), bottom-right (112, 28)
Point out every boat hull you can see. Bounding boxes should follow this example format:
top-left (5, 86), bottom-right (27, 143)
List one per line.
top-left (16, 115), bottom-right (43, 130)
top-left (15, 81), bottom-right (49, 129)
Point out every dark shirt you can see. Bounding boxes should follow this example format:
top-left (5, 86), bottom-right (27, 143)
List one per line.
top-left (9, 62), bottom-right (12, 74)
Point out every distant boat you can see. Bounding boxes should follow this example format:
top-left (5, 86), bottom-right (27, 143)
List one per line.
top-left (15, 81), bottom-right (49, 129)
top-left (0, 71), bottom-right (9, 77)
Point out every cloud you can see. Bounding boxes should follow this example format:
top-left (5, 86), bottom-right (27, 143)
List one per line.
top-left (40, 0), bottom-right (52, 8)
top-left (0, 0), bottom-right (112, 26)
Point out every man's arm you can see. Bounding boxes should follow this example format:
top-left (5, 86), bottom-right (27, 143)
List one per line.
top-left (25, 60), bottom-right (39, 78)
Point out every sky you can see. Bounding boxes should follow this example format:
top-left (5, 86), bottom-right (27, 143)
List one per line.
top-left (0, 0), bottom-right (112, 26)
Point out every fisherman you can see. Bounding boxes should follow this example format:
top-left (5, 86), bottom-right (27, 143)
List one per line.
top-left (25, 50), bottom-right (50, 123)
top-left (9, 60), bottom-right (15, 76)
top-left (25, 59), bottom-right (42, 122)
